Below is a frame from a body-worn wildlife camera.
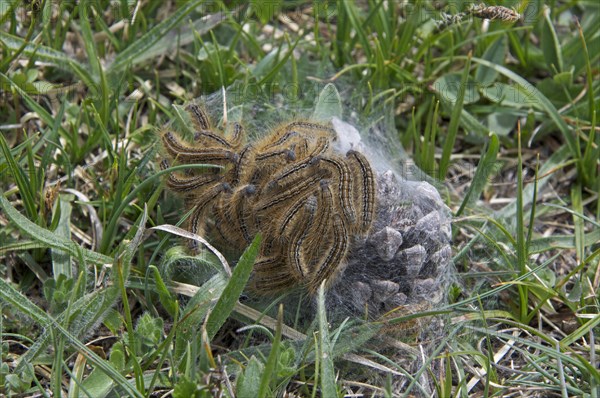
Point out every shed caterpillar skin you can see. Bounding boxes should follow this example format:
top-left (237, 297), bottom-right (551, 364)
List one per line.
top-left (160, 105), bottom-right (376, 295)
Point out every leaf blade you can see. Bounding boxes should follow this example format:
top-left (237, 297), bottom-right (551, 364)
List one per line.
top-left (205, 234), bottom-right (261, 340)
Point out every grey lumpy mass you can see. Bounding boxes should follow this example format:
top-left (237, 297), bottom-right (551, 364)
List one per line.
top-left (326, 170), bottom-right (453, 319)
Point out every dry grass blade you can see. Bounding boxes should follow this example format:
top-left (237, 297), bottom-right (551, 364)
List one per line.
top-left (467, 329), bottom-right (520, 392)
top-left (62, 188), bottom-right (103, 251)
top-left (151, 224), bottom-right (232, 276)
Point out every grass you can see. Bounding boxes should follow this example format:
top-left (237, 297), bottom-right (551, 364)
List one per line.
top-left (1, 0), bottom-right (599, 396)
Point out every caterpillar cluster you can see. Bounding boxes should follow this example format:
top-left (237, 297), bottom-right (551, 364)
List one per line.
top-left (160, 104), bottom-right (376, 294)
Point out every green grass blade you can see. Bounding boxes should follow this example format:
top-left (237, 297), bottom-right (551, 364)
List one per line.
top-left (582, 110), bottom-right (598, 188)
top-left (576, 20), bottom-right (596, 124)
top-left (507, 30), bottom-right (527, 67)
top-left (0, 195), bottom-right (112, 265)
top-left (107, 0), bottom-right (205, 75)
top-left (78, 1), bottom-right (101, 79)
top-left (250, 0), bottom-right (281, 24)
top-left (525, 155), bottom-right (540, 265)
top-left (209, 30), bottom-right (226, 88)
top-left (440, 353), bottom-right (452, 398)
top-left (116, 265), bottom-right (144, 392)
top-left (205, 234), bottom-right (261, 340)
top-left (439, 52), bottom-right (472, 180)
top-left (119, 204), bottom-right (149, 272)
top-left (474, 36), bottom-right (506, 86)
top-left (528, 228), bottom-right (600, 253)
top-left (0, 31), bottom-right (89, 77)
top-left (458, 107), bottom-right (490, 137)
top-left (427, 100), bottom-right (440, 173)
top-left (516, 124), bottom-right (528, 322)
top-left (395, 1), bottom-right (418, 61)
top-left (0, 133), bottom-right (38, 166)
top-left (0, 10), bottom-right (36, 71)
top-left (0, 241), bottom-right (49, 255)
top-left (456, 133), bottom-right (499, 216)
top-left (571, 185), bottom-right (585, 264)
top-left (0, 72), bottom-right (70, 137)
top-left (340, 1), bottom-right (371, 61)
top-left (78, 1), bottom-right (109, 124)
top-left (0, 278), bottom-right (141, 397)
top-left (258, 304), bottom-right (283, 398)
top-left (173, 273), bottom-right (227, 363)
top-left (255, 34), bottom-right (301, 86)
top-left (541, 5), bottom-right (564, 73)
top-left (25, 145), bottom-right (39, 217)
top-left (541, 204), bottom-right (600, 228)
top-left (16, 285), bottom-right (119, 374)
top-left (112, 207), bottom-right (149, 392)
top-left (0, 134), bottom-right (37, 220)
top-left (149, 266), bottom-right (178, 318)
